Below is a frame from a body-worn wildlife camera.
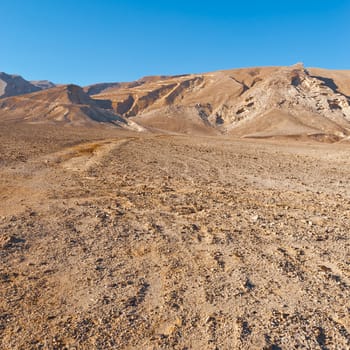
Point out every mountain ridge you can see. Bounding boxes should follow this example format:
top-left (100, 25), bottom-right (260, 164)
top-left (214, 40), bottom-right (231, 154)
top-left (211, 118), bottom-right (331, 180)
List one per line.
top-left (1, 64), bottom-right (350, 141)
top-left (0, 84), bottom-right (143, 130)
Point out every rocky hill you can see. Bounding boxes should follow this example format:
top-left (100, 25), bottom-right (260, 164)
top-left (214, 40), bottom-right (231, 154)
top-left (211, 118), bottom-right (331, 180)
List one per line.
top-left (0, 72), bottom-right (42, 98)
top-left (1, 64), bottom-right (350, 140)
top-left (89, 63), bottom-right (350, 140)
top-left (0, 72), bottom-right (57, 99)
top-left (0, 84), bottom-right (141, 129)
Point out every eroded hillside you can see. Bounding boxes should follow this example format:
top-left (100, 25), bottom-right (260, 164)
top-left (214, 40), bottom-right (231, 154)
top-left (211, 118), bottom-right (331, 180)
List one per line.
top-left (88, 64), bottom-right (350, 139)
top-left (1, 65), bottom-right (350, 140)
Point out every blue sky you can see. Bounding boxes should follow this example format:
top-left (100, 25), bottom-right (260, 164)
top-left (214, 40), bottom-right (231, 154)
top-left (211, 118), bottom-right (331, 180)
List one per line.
top-left (1, 0), bottom-right (349, 85)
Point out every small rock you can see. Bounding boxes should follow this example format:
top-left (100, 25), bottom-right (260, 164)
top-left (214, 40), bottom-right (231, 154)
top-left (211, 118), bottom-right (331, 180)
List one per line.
top-left (251, 215), bottom-right (259, 222)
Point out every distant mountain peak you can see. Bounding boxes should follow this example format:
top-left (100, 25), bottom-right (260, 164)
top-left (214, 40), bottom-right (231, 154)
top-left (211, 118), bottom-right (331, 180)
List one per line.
top-left (30, 80), bottom-right (56, 90)
top-left (0, 71), bottom-right (56, 98)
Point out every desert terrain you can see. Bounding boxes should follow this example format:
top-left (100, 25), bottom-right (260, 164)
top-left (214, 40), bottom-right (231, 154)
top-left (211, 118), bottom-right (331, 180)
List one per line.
top-left (1, 64), bottom-right (350, 349)
top-left (1, 120), bottom-right (350, 349)
top-left (2, 64), bottom-right (350, 140)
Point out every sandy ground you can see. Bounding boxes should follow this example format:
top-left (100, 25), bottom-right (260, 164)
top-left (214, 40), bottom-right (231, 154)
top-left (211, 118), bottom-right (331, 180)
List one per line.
top-left (1, 123), bottom-right (350, 349)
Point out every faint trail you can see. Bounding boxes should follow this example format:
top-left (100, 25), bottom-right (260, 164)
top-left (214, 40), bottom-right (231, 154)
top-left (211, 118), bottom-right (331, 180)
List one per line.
top-left (0, 137), bottom-right (138, 216)
top-left (57, 137), bottom-right (136, 172)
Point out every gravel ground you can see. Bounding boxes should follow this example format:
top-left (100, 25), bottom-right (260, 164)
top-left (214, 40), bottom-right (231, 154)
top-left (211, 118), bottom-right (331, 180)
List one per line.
top-left (1, 126), bottom-right (350, 349)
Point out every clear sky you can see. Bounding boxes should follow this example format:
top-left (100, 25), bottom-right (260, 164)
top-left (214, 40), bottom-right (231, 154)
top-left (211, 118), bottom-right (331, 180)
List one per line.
top-left (1, 0), bottom-right (349, 86)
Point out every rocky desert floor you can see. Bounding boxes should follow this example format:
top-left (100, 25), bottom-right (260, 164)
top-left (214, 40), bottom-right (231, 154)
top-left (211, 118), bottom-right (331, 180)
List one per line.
top-left (1, 123), bottom-right (350, 349)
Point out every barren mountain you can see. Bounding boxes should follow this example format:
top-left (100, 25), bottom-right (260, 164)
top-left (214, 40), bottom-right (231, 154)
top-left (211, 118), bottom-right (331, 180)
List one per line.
top-left (1, 64), bottom-right (350, 139)
top-left (0, 72), bottom-right (57, 99)
top-left (89, 64), bottom-right (350, 140)
top-left (30, 80), bottom-right (56, 90)
top-left (0, 84), bottom-right (142, 129)
top-left (0, 72), bottom-right (42, 98)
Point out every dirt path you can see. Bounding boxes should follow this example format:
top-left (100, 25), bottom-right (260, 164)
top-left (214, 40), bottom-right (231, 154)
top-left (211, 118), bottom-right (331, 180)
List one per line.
top-left (0, 137), bottom-right (136, 216)
top-left (1, 134), bottom-right (350, 349)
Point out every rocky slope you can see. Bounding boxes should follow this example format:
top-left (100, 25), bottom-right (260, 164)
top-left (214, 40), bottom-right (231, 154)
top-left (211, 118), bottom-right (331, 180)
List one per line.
top-left (225, 64), bottom-right (350, 138)
top-left (0, 72), bottom-right (42, 98)
top-left (89, 64), bottom-right (350, 139)
top-left (1, 65), bottom-right (350, 139)
top-left (30, 80), bottom-right (56, 90)
top-left (0, 72), bottom-right (56, 99)
top-left (0, 84), bottom-right (139, 128)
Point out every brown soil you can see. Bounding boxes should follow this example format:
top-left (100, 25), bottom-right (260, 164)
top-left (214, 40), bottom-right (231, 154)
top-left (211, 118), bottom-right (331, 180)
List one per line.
top-left (1, 123), bottom-right (350, 349)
